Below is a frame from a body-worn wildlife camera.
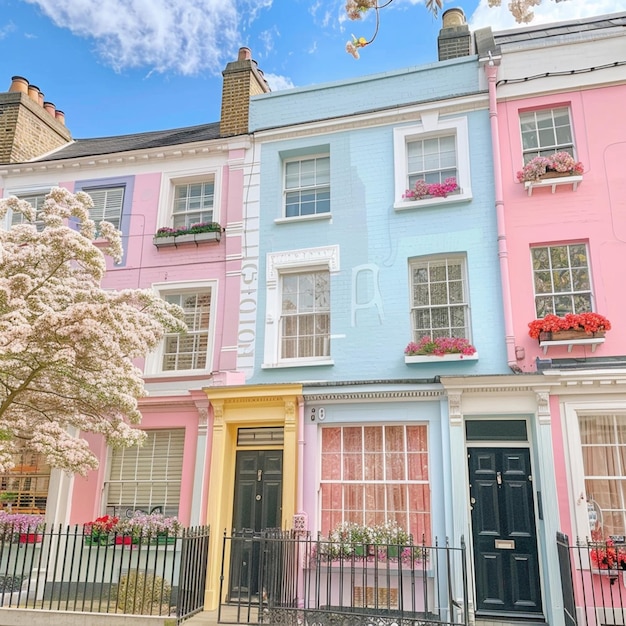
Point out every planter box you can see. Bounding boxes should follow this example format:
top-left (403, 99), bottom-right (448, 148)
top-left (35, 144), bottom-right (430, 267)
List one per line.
top-left (539, 330), bottom-right (605, 354)
top-left (524, 174), bottom-right (582, 196)
top-left (153, 230), bottom-right (221, 249)
top-left (405, 353), bottom-right (479, 364)
top-left (18, 533), bottom-right (42, 544)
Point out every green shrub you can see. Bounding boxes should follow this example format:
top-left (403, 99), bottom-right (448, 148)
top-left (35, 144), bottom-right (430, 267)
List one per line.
top-left (117, 571), bottom-right (171, 614)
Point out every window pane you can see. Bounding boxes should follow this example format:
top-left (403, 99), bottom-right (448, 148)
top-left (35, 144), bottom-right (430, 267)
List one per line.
top-left (519, 107), bottom-right (574, 161)
top-left (580, 415), bottom-right (626, 538)
top-left (105, 429), bottom-right (184, 518)
top-left (172, 181), bottom-right (214, 227)
top-left (532, 243), bottom-right (592, 317)
top-left (283, 156), bottom-right (330, 217)
top-left (162, 290), bottom-right (211, 371)
top-left (409, 256), bottom-right (469, 342)
top-left (280, 270), bottom-right (330, 359)
top-left (320, 425), bottom-right (430, 540)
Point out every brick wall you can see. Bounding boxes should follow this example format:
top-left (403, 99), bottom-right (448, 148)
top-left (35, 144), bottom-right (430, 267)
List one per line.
top-left (0, 92), bottom-right (71, 164)
top-left (220, 48), bottom-right (270, 138)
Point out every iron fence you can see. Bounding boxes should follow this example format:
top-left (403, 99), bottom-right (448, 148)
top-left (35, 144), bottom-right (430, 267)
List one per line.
top-left (0, 523), bottom-right (209, 622)
top-left (219, 529), bottom-right (469, 626)
top-left (557, 531), bottom-right (626, 626)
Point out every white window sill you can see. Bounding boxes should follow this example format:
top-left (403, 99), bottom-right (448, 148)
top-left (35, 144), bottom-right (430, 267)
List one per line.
top-left (524, 174), bottom-right (583, 196)
top-left (262, 359), bottom-right (334, 369)
top-left (393, 192), bottom-right (472, 212)
top-left (405, 353), bottom-right (479, 364)
top-left (539, 337), bottom-right (604, 354)
top-left (275, 213), bottom-right (332, 225)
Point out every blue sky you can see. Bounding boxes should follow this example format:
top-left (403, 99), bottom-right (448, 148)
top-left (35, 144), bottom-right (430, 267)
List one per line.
top-left (0, 0), bottom-right (622, 138)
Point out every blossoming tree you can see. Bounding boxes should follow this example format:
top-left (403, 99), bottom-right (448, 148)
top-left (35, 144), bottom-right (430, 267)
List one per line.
top-left (0, 188), bottom-right (186, 475)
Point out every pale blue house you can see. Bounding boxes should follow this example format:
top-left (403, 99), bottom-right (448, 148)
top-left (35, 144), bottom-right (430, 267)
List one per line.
top-left (225, 12), bottom-right (562, 626)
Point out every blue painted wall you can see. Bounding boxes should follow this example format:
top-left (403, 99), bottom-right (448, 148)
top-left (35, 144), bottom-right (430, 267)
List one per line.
top-left (247, 56), bottom-right (508, 384)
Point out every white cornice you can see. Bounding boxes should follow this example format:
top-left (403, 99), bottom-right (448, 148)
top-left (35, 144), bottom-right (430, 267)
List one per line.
top-left (252, 93), bottom-right (489, 144)
top-left (0, 136), bottom-right (252, 176)
top-left (304, 389), bottom-right (444, 403)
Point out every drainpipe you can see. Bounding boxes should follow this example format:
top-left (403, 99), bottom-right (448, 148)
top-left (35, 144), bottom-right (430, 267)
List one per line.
top-left (485, 57), bottom-right (518, 371)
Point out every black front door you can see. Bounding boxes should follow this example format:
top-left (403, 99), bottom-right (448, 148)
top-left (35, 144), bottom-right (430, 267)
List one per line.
top-left (229, 450), bottom-right (283, 598)
top-left (469, 447), bottom-right (543, 617)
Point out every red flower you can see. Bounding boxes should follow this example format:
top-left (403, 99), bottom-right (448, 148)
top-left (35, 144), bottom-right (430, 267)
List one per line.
top-left (84, 514), bottom-right (119, 536)
top-left (528, 313), bottom-right (611, 339)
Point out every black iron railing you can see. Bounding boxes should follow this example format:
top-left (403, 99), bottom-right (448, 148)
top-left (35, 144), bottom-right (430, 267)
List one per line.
top-left (219, 529), bottom-right (468, 626)
top-left (557, 532), bottom-right (626, 626)
top-left (0, 523), bottom-right (209, 621)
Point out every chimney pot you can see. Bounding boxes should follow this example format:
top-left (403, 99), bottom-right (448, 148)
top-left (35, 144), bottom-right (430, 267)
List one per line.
top-left (9, 76), bottom-right (29, 94)
top-left (27, 84), bottom-right (40, 102)
top-left (37, 91), bottom-right (44, 107)
top-left (238, 47), bottom-right (252, 61)
top-left (43, 101), bottom-right (56, 117)
top-left (55, 110), bottom-right (66, 125)
top-left (442, 7), bottom-right (466, 27)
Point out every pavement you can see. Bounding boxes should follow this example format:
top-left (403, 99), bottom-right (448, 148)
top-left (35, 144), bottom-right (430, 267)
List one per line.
top-left (184, 610), bottom-right (219, 626)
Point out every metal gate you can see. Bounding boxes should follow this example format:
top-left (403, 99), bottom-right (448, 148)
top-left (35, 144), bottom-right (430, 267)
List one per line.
top-left (218, 529), bottom-right (468, 626)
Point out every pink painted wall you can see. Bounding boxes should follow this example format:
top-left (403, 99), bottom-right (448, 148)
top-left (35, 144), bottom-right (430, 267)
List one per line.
top-left (70, 403), bottom-right (201, 526)
top-left (499, 85), bottom-right (626, 372)
top-left (66, 151), bottom-right (246, 525)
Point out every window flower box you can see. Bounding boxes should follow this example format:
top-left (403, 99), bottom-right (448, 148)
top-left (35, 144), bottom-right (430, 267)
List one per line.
top-left (403, 178), bottom-right (459, 201)
top-left (18, 533), bottom-right (42, 544)
top-left (517, 153), bottom-right (584, 196)
top-left (153, 222), bottom-right (222, 248)
top-left (405, 353), bottom-right (479, 364)
top-left (404, 337), bottom-right (477, 363)
top-left (529, 313), bottom-right (610, 354)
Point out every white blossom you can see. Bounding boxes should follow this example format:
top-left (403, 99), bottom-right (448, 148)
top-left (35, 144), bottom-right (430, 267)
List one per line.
top-left (0, 188), bottom-right (186, 475)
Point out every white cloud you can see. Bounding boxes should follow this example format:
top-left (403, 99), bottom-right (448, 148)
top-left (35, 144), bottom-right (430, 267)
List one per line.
top-left (0, 22), bottom-right (16, 39)
top-left (263, 72), bottom-right (294, 92)
top-left (469, 0), bottom-right (625, 32)
top-left (22, 0), bottom-right (272, 75)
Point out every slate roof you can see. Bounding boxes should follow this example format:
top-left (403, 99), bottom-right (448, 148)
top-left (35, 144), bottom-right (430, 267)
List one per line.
top-left (493, 11), bottom-right (626, 46)
top-left (33, 121), bottom-right (221, 163)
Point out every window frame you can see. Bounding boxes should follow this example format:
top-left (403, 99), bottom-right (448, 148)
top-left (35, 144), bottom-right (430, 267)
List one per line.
top-left (156, 168), bottom-right (221, 232)
top-left (408, 253), bottom-right (472, 343)
top-left (82, 185), bottom-right (125, 231)
top-left (3, 187), bottom-right (51, 231)
top-left (519, 106), bottom-right (576, 164)
top-left (282, 154), bottom-right (330, 220)
top-left (319, 423), bottom-right (431, 542)
top-left (263, 246), bottom-right (339, 369)
top-left (103, 428), bottom-right (185, 519)
top-left (393, 114), bottom-right (472, 210)
top-left (279, 269), bottom-right (331, 362)
top-left (565, 402), bottom-right (626, 541)
top-left (144, 279), bottom-right (218, 376)
top-left (530, 242), bottom-right (593, 318)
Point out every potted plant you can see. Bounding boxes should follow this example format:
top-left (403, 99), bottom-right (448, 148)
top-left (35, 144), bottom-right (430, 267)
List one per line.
top-left (0, 511), bottom-right (45, 543)
top-left (403, 177), bottom-right (458, 201)
top-left (83, 514), bottom-right (119, 546)
top-left (153, 222), bottom-right (222, 248)
top-left (117, 511), bottom-right (181, 545)
top-left (0, 492), bottom-right (18, 512)
top-left (517, 152), bottom-right (584, 183)
top-left (590, 539), bottom-right (626, 571)
top-left (405, 336), bottom-right (477, 360)
top-left (528, 312), bottom-right (611, 341)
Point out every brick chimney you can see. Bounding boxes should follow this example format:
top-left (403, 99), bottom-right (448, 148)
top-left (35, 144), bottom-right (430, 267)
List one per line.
top-left (220, 47), bottom-right (270, 138)
top-left (438, 8), bottom-right (471, 61)
top-left (0, 76), bottom-right (72, 164)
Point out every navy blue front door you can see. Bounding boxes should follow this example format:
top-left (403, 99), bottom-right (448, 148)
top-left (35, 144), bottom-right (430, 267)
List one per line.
top-left (469, 447), bottom-right (543, 617)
